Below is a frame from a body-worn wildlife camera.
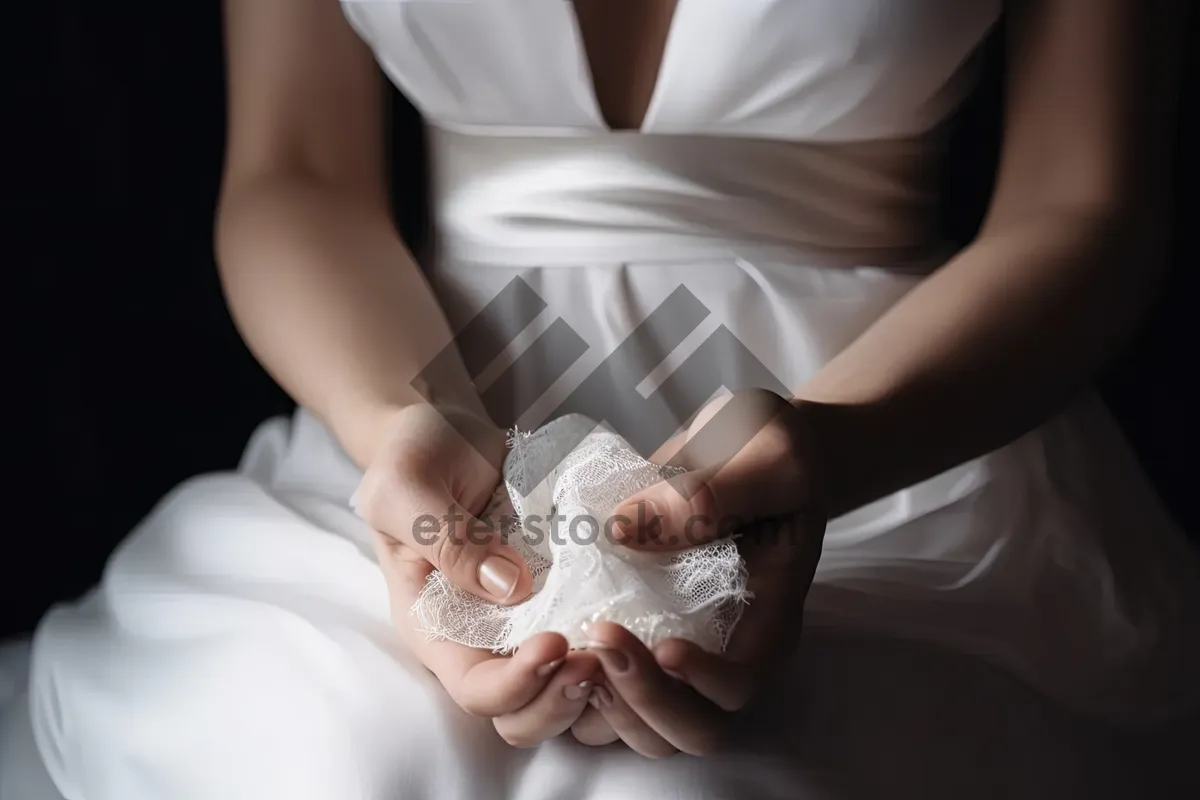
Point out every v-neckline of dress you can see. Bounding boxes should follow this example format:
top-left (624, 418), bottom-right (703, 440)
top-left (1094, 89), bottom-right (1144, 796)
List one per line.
top-left (563, 0), bottom-right (683, 134)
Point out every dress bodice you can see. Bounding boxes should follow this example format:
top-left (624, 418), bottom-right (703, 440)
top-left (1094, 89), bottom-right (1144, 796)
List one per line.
top-left (339, 0), bottom-right (1003, 267)
top-left (340, 0), bottom-right (1001, 141)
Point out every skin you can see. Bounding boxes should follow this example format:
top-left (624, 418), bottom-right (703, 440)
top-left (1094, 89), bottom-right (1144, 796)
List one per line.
top-left (218, 0), bottom-right (588, 744)
top-left (217, 0), bottom-right (482, 469)
top-left (584, 0), bottom-right (1187, 752)
top-left (784, 0), bottom-right (1185, 519)
top-left (218, 0), bottom-right (1183, 754)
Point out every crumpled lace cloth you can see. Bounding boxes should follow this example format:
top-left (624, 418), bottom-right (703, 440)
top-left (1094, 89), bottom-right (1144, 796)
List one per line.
top-left (411, 414), bottom-right (751, 653)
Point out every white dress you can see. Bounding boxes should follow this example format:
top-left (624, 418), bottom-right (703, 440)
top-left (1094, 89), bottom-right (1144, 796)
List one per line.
top-left (15, 1), bottom-right (1200, 797)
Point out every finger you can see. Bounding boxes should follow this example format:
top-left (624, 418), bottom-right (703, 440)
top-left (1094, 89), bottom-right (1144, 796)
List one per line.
top-left (358, 468), bottom-right (532, 604)
top-left (647, 430), bottom-right (688, 467)
top-left (613, 392), bottom-right (806, 551)
top-left (374, 536), bottom-right (571, 718)
top-left (570, 704), bottom-right (620, 747)
top-left (721, 516), bottom-right (821, 667)
top-left (372, 537), bottom-right (521, 710)
top-left (590, 678), bottom-right (678, 758)
top-left (653, 639), bottom-right (754, 713)
top-left (450, 632), bottom-right (572, 718)
top-left (375, 539), bottom-right (560, 696)
top-left (492, 652), bottom-right (601, 748)
top-left (584, 622), bottom-right (726, 756)
top-left (374, 534), bottom-right (500, 667)
top-left (373, 536), bottom-right (569, 718)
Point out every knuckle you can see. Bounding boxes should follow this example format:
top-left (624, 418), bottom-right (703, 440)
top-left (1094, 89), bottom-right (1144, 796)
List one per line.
top-left (629, 688), bottom-right (661, 713)
top-left (430, 520), bottom-right (468, 574)
top-left (641, 741), bottom-right (680, 760)
top-left (459, 699), bottom-right (492, 719)
top-left (572, 732), bottom-right (603, 747)
top-left (493, 721), bottom-right (537, 749)
top-left (720, 696), bottom-right (749, 714)
top-left (675, 476), bottom-right (719, 538)
top-left (571, 709), bottom-right (618, 747)
top-left (352, 474), bottom-right (387, 526)
top-left (572, 726), bottom-right (614, 747)
top-left (389, 444), bottom-right (428, 479)
top-left (610, 678), bottom-right (652, 709)
top-left (679, 725), bottom-right (724, 757)
top-left (750, 416), bottom-right (800, 473)
top-left (357, 468), bottom-right (414, 531)
top-left (686, 477), bottom-right (719, 520)
top-left (721, 686), bottom-right (753, 713)
top-left (448, 686), bottom-right (490, 718)
top-left (765, 419), bottom-right (798, 456)
top-left (383, 456), bottom-right (420, 497)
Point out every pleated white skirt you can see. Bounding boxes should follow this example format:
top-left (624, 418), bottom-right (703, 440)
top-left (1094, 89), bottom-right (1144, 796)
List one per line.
top-left (21, 253), bottom-right (1200, 799)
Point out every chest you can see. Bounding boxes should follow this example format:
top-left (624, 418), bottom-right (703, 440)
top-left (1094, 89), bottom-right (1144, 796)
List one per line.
top-left (340, 0), bottom-right (1002, 140)
top-left (570, 0), bottom-right (679, 131)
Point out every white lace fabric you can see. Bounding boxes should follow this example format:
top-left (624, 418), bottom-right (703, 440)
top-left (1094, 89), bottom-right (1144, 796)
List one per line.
top-left (411, 414), bottom-right (751, 653)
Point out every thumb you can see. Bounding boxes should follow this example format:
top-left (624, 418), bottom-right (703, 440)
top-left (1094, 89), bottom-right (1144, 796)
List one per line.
top-left (612, 391), bottom-right (808, 551)
top-left (355, 473), bottom-right (533, 604)
top-left (611, 459), bottom-right (795, 551)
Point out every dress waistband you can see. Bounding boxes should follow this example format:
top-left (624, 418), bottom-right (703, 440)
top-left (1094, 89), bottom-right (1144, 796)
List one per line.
top-left (427, 127), bottom-right (947, 270)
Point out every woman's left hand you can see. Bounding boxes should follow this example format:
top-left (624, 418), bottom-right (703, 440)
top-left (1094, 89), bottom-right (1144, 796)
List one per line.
top-left (571, 389), bottom-right (830, 756)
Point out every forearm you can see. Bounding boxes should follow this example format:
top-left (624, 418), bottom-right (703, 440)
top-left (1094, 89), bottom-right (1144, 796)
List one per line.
top-left (216, 173), bottom-right (481, 467)
top-left (798, 207), bottom-right (1167, 517)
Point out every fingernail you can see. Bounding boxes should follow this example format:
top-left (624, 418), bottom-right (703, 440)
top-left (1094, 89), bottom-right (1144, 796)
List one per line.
top-left (592, 685), bottom-right (614, 707)
top-left (614, 515), bottom-right (633, 542)
top-left (612, 515), bottom-right (634, 543)
top-left (479, 556), bottom-right (520, 600)
top-left (644, 508), bottom-right (663, 541)
top-left (535, 658), bottom-right (563, 678)
top-left (654, 649), bottom-right (686, 680)
top-left (614, 501), bottom-right (660, 543)
top-left (564, 681), bottom-right (592, 701)
top-left (586, 643), bottom-right (630, 674)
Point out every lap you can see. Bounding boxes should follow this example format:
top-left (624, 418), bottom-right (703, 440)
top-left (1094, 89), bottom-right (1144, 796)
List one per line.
top-left (23, 418), bottom-right (1196, 800)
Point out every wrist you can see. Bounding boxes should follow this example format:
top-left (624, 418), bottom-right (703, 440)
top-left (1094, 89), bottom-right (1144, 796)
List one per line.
top-left (330, 385), bottom-right (494, 470)
top-left (789, 396), bottom-right (895, 520)
top-left (328, 397), bottom-right (414, 469)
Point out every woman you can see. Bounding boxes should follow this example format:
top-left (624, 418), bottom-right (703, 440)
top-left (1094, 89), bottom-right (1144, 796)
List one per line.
top-left (23, 0), bottom-right (1200, 797)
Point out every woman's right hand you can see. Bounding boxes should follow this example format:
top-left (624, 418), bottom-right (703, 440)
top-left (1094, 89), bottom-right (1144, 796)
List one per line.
top-left (375, 535), bottom-right (603, 746)
top-left (353, 402), bottom-right (531, 603)
top-left (353, 403), bottom-right (602, 745)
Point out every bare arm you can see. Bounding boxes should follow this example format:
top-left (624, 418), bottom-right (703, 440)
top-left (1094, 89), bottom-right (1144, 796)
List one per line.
top-left (217, 0), bottom-right (480, 468)
top-left (798, 0), bottom-right (1184, 517)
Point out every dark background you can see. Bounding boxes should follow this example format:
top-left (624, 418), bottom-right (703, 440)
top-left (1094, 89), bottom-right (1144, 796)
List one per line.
top-left (4, 5), bottom-right (1196, 638)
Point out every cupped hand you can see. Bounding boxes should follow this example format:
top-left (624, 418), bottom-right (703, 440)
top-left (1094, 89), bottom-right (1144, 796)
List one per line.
top-left (376, 532), bottom-right (602, 746)
top-left (573, 389), bottom-right (830, 755)
top-left (353, 403), bottom-right (533, 603)
top-left (356, 403), bottom-right (602, 745)
top-left (616, 388), bottom-right (830, 550)
top-left (573, 514), bottom-right (822, 756)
